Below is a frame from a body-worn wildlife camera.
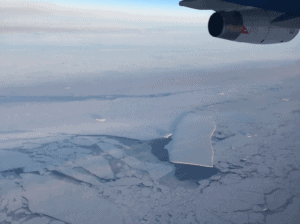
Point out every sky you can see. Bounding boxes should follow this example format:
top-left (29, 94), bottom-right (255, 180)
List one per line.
top-left (1, 0), bottom-right (300, 90)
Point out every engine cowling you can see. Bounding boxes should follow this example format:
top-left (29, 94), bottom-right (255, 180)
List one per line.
top-left (208, 9), bottom-right (299, 44)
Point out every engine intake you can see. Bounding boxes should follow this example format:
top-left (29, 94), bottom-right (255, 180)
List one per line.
top-left (208, 9), bottom-right (299, 44)
top-left (209, 11), bottom-right (243, 40)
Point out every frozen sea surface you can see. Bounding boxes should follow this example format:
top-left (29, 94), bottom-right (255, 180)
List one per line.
top-left (1, 61), bottom-right (300, 223)
top-left (165, 112), bottom-right (215, 167)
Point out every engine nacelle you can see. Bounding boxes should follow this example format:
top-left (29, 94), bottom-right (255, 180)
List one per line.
top-left (208, 9), bottom-right (299, 44)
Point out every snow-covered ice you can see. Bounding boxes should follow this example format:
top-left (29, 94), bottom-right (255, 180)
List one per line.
top-left (21, 174), bottom-right (123, 224)
top-left (72, 155), bottom-right (115, 179)
top-left (165, 112), bottom-right (215, 167)
top-left (0, 150), bottom-right (34, 172)
top-left (1, 60), bottom-right (300, 223)
top-left (97, 142), bottom-right (126, 159)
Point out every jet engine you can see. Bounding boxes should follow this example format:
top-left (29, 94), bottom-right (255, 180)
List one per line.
top-left (208, 9), bottom-right (299, 44)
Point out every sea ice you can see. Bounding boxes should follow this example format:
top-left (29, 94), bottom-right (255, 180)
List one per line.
top-left (73, 155), bottom-right (114, 179)
top-left (121, 156), bottom-right (147, 170)
top-left (52, 166), bottom-right (102, 185)
top-left (22, 175), bottom-right (123, 224)
top-left (97, 142), bottom-right (126, 159)
top-left (23, 217), bottom-right (50, 224)
top-left (69, 136), bottom-right (98, 146)
top-left (0, 150), bottom-right (33, 172)
top-left (166, 112), bottom-right (215, 167)
top-left (144, 162), bottom-right (173, 180)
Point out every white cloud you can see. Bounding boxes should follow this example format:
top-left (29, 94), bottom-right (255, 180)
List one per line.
top-left (0, 0), bottom-right (209, 35)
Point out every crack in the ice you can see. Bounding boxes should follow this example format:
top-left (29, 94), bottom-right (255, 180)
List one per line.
top-left (0, 91), bottom-right (190, 104)
top-left (73, 166), bottom-right (115, 183)
top-left (49, 170), bottom-right (93, 187)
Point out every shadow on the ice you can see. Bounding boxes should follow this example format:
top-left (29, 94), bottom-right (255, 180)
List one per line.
top-left (148, 138), bottom-right (220, 183)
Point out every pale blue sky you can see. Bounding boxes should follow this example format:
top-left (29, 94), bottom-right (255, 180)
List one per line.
top-left (54, 0), bottom-right (185, 10)
top-left (0, 0), bottom-right (300, 89)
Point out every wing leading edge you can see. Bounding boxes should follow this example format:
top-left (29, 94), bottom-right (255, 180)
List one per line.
top-left (179, 0), bottom-right (255, 11)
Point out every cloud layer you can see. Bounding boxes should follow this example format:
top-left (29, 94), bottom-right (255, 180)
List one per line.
top-left (0, 0), bottom-right (208, 34)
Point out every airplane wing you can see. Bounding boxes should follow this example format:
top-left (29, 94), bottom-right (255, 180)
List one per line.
top-left (179, 0), bottom-right (300, 44)
top-left (270, 13), bottom-right (300, 29)
top-left (179, 0), bottom-right (255, 12)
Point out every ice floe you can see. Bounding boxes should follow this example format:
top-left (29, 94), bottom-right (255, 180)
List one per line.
top-left (165, 112), bottom-right (215, 167)
top-left (0, 150), bottom-right (33, 172)
top-left (72, 155), bottom-right (115, 179)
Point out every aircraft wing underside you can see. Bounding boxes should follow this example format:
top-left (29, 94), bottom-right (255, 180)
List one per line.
top-left (179, 0), bottom-right (255, 12)
top-left (179, 0), bottom-right (300, 44)
top-left (180, 0), bottom-right (300, 29)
